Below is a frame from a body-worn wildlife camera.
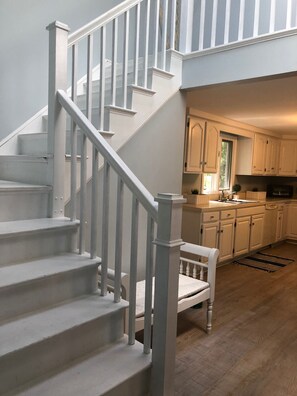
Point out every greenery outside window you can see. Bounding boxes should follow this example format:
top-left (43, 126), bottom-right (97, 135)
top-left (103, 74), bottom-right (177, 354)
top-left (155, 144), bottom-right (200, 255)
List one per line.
top-left (202, 134), bottom-right (237, 194)
top-left (219, 140), bottom-right (233, 190)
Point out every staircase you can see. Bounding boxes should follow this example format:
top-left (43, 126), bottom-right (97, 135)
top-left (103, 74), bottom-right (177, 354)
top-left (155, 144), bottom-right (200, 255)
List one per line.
top-left (0, 1), bottom-right (184, 395)
top-left (0, 183), bottom-right (151, 396)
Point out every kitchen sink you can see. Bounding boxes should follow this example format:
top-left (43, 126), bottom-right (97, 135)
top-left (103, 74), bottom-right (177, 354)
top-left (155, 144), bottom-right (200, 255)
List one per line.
top-left (211, 199), bottom-right (259, 205)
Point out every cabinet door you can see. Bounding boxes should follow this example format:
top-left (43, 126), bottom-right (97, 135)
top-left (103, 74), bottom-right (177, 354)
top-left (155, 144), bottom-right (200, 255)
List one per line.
top-left (234, 216), bottom-right (250, 257)
top-left (201, 222), bottom-right (219, 249)
top-left (286, 205), bottom-right (297, 238)
top-left (203, 122), bottom-right (219, 173)
top-left (184, 117), bottom-right (205, 173)
top-left (278, 140), bottom-right (297, 176)
top-left (252, 134), bottom-right (267, 175)
top-left (219, 219), bottom-right (234, 262)
top-left (276, 211), bottom-right (284, 241)
top-left (250, 214), bottom-right (264, 251)
top-left (265, 138), bottom-right (279, 175)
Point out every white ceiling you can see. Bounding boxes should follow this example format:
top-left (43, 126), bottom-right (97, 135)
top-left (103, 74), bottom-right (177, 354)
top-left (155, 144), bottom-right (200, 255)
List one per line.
top-left (186, 73), bottom-right (297, 137)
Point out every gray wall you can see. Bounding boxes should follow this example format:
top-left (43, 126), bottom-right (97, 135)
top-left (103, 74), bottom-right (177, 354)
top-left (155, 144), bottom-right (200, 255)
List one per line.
top-left (0, 0), bottom-right (123, 140)
top-left (68, 91), bottom-right (186, 280)
top-left (114, 90), bottom-right (186, 279)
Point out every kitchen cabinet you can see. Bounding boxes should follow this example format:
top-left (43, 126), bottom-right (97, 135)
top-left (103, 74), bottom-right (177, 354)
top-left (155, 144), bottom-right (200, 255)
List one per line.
top-left (182, 208), bottom-right (235, 263)
top-left (219, 218), bottom-right (235, 261)
top-left (234, 206), bottom-right (265, 256)
top-left (278, 140), bottom-right (297, 176)
top-left (233, 216), bottom-right (250, 256)
top-left (184, 116), bottom-right (219, 174)
top-left (249, 214), bottom-right (265, 251)
top-left (252, 134), bottom-right (267, 174)
top-left (236, 134), bottom-right (279, 176)
top-left (286, 204), bottom-right (297, 238)
top-left (265, 137), bottom-right (279, 175)
top-left (276, 207), bottom-right (284, 242)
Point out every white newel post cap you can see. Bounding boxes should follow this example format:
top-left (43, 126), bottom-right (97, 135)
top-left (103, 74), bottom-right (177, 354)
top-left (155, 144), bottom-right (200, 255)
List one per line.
top-left (154, 193), bottom-right (186, 247)
top-left (46, 21), bottom-right (70, 33)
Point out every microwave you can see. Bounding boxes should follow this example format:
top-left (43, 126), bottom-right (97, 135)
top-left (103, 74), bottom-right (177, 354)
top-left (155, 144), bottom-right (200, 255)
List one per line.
top-left (266, 184), bottom-right (293, 198)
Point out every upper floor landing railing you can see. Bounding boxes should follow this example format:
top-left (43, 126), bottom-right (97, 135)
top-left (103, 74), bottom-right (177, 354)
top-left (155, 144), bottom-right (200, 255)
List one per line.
top-left (179, 0), bottom-right (297, 55)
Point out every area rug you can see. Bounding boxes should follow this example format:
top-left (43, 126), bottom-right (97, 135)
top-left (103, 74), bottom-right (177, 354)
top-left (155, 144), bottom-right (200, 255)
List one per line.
top-left (234, 252), bottom-right (294, 273)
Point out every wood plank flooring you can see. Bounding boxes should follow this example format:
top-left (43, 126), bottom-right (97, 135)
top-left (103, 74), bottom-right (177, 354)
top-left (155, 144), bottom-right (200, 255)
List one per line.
top-left (174, 242), bottom-right (297, 396)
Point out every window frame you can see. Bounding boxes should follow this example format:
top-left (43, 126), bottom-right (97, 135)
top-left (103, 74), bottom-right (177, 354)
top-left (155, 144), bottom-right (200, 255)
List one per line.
top-left (201, 133), bottom-right (237, 194)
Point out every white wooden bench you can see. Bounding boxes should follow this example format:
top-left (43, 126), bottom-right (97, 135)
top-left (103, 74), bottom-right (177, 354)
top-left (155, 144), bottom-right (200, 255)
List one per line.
top-left (99, 242), bottom-right (219, 334)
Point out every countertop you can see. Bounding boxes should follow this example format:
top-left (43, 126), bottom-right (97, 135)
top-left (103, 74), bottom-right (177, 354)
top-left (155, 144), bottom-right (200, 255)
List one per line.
top-left (183, 197), bottom-right (297, 213)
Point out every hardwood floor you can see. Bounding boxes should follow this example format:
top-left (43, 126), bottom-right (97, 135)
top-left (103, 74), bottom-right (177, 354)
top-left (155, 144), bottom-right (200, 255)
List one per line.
top-left (174, 242), bottom-right (297, 396)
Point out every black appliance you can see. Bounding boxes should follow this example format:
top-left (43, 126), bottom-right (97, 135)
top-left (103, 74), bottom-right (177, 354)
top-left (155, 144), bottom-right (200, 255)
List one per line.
top-left (266, 184), bottom-right (293, 198)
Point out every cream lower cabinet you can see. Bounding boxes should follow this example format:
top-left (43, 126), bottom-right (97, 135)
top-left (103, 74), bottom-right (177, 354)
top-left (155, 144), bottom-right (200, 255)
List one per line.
top-left (276, 204), bottom-right (286, 242)
top-left (201, 210), bottom-right (235, 262)
top-left (249, 214), bottom-right (265, 251)
top-left (286, 204), bottom-right (297, 239)
top-left (234, 206), bottom-right (265, 257)
top-left (233, 216), bottom-right (250, 256)
top-left (182, 206), bottom-right (264, 262)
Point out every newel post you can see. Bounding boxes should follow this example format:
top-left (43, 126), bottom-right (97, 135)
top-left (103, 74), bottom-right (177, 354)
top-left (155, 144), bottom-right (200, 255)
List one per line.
top-left (46, 21), bottom-right (69, 217)
top-left (151, 193), bottom-right (186, 396)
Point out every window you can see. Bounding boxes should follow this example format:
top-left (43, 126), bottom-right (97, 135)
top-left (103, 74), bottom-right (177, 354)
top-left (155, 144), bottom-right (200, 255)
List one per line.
top-left (202, 134), bottom-right (237, 193)
top-left (219, 140), bottom-right (233, 190)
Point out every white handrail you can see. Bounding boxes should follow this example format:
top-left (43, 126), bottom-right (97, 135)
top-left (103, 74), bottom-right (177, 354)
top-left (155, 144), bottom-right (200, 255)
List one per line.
top-left (68, 0), bottom-right (142, 46)
top-left (57, 89), bottom-right (158, 221)
top-left (182, 0), bottom-right (297, 53)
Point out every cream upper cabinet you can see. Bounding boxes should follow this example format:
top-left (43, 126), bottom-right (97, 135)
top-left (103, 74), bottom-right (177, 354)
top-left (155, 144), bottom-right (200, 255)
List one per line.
top-left (236, 134), bottom-right (280, 176)
top-left (184, 117), bottom-right (205, 173)
top-left (184, 116), bottom-right (219, 174)
top-left (252, 134), bottom-right (267, 174)
top-left (265, 137), bottom-right (279, 175)
top-left (278, 140), bottom-right (297, 176)
top-left (204, 122), bottom-right (219, 173)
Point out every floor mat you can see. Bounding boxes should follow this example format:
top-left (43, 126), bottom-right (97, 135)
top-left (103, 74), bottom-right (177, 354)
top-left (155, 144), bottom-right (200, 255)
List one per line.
top-left (234, 252), bottom-right (294, 272)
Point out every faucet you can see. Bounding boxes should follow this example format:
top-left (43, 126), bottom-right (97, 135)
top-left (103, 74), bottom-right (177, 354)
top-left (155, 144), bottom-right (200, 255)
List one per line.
top-left (220, 189), bottom-right (229, 201)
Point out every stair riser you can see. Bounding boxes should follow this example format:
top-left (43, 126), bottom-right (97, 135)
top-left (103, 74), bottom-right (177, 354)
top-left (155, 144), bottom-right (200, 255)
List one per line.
top-left (103, 368), bottom-right (151, 396)
top-left (0, 158), bottom-right (48, 186)
top-left (0, 266), bottom-right (98, 323)
top-left (19, 132), bottom-right (84, 157)
top-left (0, 309), bottom-right (125, 395)
top-left (0, 192), bottom-right (49, 221)
top-left (0, 227), bottom-right (77, 267)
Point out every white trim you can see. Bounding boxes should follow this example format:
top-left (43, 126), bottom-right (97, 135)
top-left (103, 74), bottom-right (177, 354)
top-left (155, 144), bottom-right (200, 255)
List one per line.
top-left (183, 27), bottom-right (297, 59)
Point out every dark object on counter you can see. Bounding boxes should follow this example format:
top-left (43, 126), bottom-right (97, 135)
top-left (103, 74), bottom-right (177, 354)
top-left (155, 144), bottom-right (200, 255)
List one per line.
top-left (266, 184), bottom-right (293, 198)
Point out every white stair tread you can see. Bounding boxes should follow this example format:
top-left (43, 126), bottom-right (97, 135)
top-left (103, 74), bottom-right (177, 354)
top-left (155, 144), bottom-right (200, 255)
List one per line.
top-left (0, 293), bottom-right (127, 358)
top-left (0, 217), bottom-right (79, 238)
top-left (0, 253), bottom-right (100, 290)
top-left (0, 180), bottom-right (51, 192)
top-left (17, 337), bottom-right (151, 396)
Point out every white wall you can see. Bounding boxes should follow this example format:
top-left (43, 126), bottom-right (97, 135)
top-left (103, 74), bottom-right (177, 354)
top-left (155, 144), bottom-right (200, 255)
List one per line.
top-left (0, 0), bottom-right (123, 140)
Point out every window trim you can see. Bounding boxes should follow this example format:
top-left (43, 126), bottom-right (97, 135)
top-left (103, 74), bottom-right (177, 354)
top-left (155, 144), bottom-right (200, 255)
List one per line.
top-left (201, 133), bottom-right (237, 194)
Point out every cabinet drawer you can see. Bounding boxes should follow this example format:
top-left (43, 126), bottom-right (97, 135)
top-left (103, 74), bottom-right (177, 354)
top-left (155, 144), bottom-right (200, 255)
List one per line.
top-left (202, 211), bottom-right (219, 222)
top-left (237, 205), bottom-right (265, 217)
top-left (221, 209), bottom-right (236, 220)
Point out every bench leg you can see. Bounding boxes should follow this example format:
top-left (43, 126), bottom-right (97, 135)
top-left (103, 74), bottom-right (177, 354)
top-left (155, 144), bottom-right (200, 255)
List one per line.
top-left (206, 301), bottom-right (213, 334)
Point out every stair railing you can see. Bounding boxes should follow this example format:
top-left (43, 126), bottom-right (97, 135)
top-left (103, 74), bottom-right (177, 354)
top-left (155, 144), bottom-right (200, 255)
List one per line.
top-left (47, 1), bottom-right (182, 394)
top-left (179, 0), bottom-right (297, 54)
top-left (65, 0), bottom-right (177, 134)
